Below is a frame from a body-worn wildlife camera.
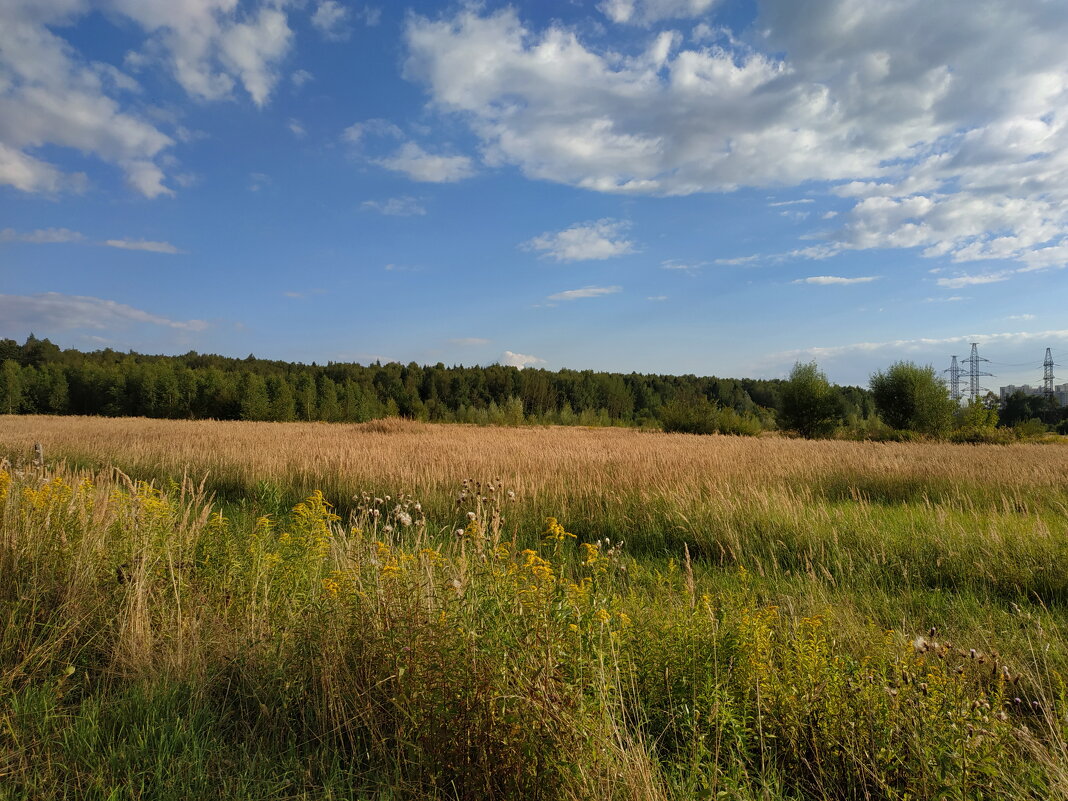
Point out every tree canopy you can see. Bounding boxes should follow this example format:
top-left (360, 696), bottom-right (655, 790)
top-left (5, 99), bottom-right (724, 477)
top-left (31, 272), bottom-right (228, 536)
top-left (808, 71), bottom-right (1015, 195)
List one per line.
top-left (869, 362), bottom-right (957, 436)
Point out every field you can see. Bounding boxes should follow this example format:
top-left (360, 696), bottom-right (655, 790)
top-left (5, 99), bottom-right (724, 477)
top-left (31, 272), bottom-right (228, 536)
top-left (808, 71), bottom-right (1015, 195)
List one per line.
top-left (3, 415), bottom-right (1068, 800)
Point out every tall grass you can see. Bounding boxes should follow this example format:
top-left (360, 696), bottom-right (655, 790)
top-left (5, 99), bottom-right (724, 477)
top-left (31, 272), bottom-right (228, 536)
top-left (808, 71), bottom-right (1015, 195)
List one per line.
top-left (2, 417), bottom-right (1068, 798)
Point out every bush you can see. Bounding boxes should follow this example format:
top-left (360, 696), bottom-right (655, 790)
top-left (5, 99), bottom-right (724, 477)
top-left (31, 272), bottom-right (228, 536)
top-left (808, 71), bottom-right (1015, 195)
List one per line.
top-left (1013, 418), bottom-right (1049, 440)
top-left (660, 396), bottom-right (763, 436)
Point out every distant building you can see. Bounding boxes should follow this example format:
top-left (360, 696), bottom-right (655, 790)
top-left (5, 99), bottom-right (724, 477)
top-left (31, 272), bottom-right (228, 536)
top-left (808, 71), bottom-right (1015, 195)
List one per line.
top-left (1000, 383), bottom-right (1068, 406)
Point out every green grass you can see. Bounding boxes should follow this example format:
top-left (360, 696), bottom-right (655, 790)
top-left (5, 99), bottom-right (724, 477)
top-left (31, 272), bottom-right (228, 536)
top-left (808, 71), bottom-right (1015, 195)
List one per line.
top-left (2, 452), bottom-right (1068, 800)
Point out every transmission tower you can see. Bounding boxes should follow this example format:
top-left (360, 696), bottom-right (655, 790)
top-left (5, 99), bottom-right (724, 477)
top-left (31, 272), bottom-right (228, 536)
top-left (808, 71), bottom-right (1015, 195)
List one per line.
top-left (944, 355), bottom-right (961, 402)
top-left (962, 342), bottom-right (993, 402)
top-left (1044, 347), bottom-right (1056, 399)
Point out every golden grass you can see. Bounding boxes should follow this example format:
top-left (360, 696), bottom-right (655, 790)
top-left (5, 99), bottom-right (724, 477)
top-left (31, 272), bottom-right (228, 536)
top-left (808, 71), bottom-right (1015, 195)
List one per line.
top-left (2, 415), bottom-right (1066, 504)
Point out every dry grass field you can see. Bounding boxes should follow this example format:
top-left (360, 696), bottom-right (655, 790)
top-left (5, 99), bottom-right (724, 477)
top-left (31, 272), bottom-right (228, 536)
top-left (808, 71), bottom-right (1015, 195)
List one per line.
top-left (3, 415), bottom-right (1068, 800)
top-left (3, 413), bottom-right (1067, 500)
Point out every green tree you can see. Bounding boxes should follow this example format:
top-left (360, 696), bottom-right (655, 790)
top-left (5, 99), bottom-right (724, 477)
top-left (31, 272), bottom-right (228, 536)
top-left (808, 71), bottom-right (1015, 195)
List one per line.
top-left (869, 361), bottom-right (956, 436)
top-left (778, 362), bottom-right (842, 438)
top-left (2, 360), bottom-right (25, 414)
top-left (239, 373), bottom-right (270, 421)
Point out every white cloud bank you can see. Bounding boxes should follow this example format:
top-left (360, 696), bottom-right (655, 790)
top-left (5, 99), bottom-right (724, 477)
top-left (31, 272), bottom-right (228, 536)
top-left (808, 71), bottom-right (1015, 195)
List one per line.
top-left (0, 292), bottom-right (207, 333)
top-left (405, 2), bottom-right (1068, 275)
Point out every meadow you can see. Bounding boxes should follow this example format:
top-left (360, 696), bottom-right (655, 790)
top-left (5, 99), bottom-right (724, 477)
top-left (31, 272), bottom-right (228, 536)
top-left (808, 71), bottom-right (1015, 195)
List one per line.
top-left (2, 415), bottom-right (1068, 800)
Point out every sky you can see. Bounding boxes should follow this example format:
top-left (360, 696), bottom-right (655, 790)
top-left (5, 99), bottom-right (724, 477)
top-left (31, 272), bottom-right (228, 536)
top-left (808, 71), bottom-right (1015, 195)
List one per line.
top-left (2, 0), bottom-right (1068, 389)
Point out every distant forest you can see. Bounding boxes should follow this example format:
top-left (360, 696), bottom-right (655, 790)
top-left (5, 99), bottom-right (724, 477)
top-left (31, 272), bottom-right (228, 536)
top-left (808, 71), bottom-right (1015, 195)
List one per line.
top-left (0, 335), bottom-right (875, 430)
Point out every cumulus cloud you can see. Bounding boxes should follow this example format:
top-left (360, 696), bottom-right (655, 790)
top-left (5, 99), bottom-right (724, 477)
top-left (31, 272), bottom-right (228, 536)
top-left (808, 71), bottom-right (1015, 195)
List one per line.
top-left (103, 239), bottom-right (183, 254)
top-left (547, 285), bottom-right (622, 301)
top-left (524, 220), bottom-right (635, 262)
top-left (792, 275), bottom-right (878, 285)
top-left (0, 0), bottom-right (294, 198)
top-left (0, 292), bottom-right (208, 334)
top-left (374, 142), bottom-right (475, 183)
top-left (343, 119), bottom-right (474, 183)
top-left (360, 196), bottom-right (427, 216)
top-left (404, 3), bottom-right (1068, 275)
top-left (311, 1), bottom-right (350, 40)
top-left (501, 350), bottom-right (546, 368)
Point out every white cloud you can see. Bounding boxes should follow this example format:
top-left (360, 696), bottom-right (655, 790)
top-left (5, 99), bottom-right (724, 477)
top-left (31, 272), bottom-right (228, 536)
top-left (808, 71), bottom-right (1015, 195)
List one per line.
top-left (287, 118), bottom-right (306, 138)
top-left (714, 254), bottom-right (762, 265)
top-left (405, 4), bottom-right (1068, 273)
top-left (524, 219), bottom-right (635, 262)
top-left (546, 285), bottom-right (622, 301)
top-left (501, 350), bottom-right (546, 368)
top-left (311, 1), bottom-right (350, 41)
top-left (768, 198), bottom-right (814, 207)
top-left (778, 329), bottom-right (1068, 364)
top-left (248, 172), bottom-right (270, 192)
top-left (1005, 313), bottom-right (1036, 321)
top-left (0, 292), bottom-right (208, 333)
top-left (660, 258), bottom-right (706, 270)
top-left (600, 0), bottom-right (717, 25)
top-left (793, 275), bottom-right (878, 285)
top-left (0, 0), bottom-right (294, 198)
top-left (647, 295), bottom-right (669, 301)
top-left (103, 239), bottom-right (183, 254)
top-left (0, 227), bottom-right (84, 244)
top-left (450, 337), bottom-right (490, 346)
top-left (342, 119), bottom-right (473, 183)
top-left (935, 271), bottom-right (1012, 289)
top-left (360, 196), bottom-right (427, 216)
top-left (341, 118), bottom-right (404, 145)
top-left (291, 69), bottom-right (313, 88)
top-left (375, 142), bottom-right (475, 183)
top-left (116, 1), bottom-right (293, 106)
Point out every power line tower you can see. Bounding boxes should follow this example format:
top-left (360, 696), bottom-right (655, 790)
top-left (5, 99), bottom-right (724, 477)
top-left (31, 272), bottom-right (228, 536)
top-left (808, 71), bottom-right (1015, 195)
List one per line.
top-left (962, 342), bottom-right (993, 403)
top-left (944, 355), bottom-right (961, 402)
top-left (1044, 347), bottom-right (1056, 399)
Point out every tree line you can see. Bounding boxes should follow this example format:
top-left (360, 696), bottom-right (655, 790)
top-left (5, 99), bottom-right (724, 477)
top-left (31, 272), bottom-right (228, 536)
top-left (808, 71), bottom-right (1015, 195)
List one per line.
top-left (0, 335), bottom-right (877, 431)
top-left (780, 361), bottom-right (1068, 441)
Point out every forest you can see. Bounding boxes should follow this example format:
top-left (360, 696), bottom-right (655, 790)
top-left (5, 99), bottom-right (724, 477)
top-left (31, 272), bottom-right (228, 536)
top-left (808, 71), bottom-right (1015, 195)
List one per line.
top-left (0, 335), bottom-right (875, 429)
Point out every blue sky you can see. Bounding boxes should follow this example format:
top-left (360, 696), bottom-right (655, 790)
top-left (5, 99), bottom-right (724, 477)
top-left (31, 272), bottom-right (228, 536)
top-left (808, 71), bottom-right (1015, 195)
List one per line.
top-left (3, 0), bottom-right (1068, 388)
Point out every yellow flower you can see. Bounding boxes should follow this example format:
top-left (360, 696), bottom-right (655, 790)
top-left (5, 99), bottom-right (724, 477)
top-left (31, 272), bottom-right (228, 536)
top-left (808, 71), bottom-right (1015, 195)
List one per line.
top-left (541, 516), bottom-right (575, 543)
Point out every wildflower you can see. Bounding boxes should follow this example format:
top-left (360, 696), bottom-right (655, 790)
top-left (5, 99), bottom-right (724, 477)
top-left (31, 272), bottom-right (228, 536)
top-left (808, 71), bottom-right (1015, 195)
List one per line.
top-left (541, 516), bottom-right (575, 543)
top-left (397, 512), bottom-right (412, 527)
top-left (595, 609), bottom-right (610, 624)
top-left (466, 511), bottom-right (477, 521)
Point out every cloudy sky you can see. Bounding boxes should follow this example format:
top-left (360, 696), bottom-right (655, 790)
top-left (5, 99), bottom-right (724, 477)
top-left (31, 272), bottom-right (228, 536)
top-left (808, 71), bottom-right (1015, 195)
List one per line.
top-left (3, 0), bottom-right (1068, 387)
